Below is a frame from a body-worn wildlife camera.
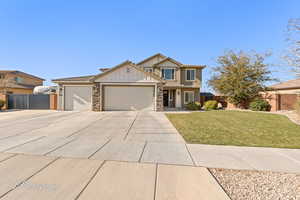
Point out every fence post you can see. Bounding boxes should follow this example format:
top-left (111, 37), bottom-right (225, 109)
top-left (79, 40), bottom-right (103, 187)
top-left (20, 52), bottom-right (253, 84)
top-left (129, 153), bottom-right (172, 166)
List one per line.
top-left (50, 94), bottom-right (57, 110)
top-left (0, 94), bottom-right (7, 110)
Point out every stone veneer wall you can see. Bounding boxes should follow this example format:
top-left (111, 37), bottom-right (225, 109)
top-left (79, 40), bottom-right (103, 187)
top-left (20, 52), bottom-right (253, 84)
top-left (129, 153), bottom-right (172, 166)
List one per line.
top-left (92, 83), bottom-right (101, 111)
top-left (156, 83), bottom-right (164, 111)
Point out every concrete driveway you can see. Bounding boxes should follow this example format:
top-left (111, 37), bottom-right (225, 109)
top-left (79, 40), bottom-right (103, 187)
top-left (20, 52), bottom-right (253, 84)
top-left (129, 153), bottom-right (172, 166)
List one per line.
top-left (0, 110), bottom-right (231, 199)
top-left (0, 110), bottom-right (300, 199)
top-left (0, 110), bottom-right (300, 172)
top-left (0, 110), bottom-right (191, 164)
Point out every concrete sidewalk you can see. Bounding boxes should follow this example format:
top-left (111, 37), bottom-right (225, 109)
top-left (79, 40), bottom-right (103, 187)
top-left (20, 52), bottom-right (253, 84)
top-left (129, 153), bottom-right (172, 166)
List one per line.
top-left (187, 144), bottom-right (300, 173)
top-left (0, 153), bottom-right (230, 200)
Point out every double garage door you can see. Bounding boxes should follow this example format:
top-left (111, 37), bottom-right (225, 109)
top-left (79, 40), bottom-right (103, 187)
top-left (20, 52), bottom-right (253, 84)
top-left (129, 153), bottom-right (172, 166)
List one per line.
top-left (104, 86), bottom-right (155, 111)
top-left (64, 85), bottom-right (154, 111)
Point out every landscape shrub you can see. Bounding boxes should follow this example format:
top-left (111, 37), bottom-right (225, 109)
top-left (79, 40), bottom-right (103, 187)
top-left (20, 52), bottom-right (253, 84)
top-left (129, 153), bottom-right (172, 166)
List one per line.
top-left (249, 99), bottom-right (271, 111)
top-left (0, 99), bottom-right (5, 110)
top-left (186, 101), bottom-right (201, 110)
top-left (204, 100), bottom-right (218, 110)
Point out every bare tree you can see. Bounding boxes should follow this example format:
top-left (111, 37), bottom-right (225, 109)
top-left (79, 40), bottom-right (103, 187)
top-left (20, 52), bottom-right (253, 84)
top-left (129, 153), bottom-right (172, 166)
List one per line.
top-left (285, 18), bottom-right (300, 76)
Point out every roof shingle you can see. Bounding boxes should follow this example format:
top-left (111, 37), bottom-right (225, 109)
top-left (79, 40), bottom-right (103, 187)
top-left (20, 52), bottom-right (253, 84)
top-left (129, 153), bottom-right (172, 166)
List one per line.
top-left (52, 75), bottom-right (95, 82)
top-left (270, 78), bottom-right (300, 90)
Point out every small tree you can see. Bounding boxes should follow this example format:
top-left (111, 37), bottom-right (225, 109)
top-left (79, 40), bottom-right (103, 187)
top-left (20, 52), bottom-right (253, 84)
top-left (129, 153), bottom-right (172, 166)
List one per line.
top-left (284, 18), bottom-right (300, 76)
top-left (209, 50), bottom-right (274, 108)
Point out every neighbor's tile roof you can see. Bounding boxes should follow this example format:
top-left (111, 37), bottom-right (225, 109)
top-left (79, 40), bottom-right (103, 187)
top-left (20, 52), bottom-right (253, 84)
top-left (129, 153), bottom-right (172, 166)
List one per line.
top-left (0, 70), bottom-right (45, 81)
top-left (52, 75), bottom-right (95, 82)
top-left (270, 78), bottom-right (300, 90)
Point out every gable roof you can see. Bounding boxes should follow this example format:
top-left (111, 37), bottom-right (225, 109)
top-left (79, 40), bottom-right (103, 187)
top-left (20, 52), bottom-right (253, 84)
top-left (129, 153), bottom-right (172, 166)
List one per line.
top-left (270, 78), bottom-right (300, 90)
top-left (52, 75), bottom-right (95, 83)
top-left (90, 60), bottom-right (163, 82)
top-left (152, 57), bottom-right (183, 67)
top-left (136, 53), bottom-right (166, 65)
top-left (0, 70), bottom-right (45, 81)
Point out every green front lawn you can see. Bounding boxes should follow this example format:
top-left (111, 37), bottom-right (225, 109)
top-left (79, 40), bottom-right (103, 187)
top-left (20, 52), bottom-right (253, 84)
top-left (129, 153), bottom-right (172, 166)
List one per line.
top-left (166, 110), bottom-right (300, 149)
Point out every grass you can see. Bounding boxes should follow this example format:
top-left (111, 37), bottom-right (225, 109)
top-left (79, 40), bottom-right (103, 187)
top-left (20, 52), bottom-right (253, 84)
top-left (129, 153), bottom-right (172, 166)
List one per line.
top-left (166, 110), bottom-right (300, 149)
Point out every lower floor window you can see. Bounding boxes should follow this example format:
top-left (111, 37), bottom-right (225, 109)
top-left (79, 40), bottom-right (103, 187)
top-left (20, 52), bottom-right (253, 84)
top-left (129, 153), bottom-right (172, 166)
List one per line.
top-left (184, 91), bottom-right (194, 104)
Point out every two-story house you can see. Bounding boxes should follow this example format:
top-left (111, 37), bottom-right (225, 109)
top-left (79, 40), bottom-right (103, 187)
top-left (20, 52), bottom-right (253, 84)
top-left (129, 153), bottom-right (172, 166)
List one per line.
top-left (136, 53), bottom-right (204, 108)
top-left (0, 70), bottom-right (44, 94)
top-left (52, 53), bottom-right (205, 111)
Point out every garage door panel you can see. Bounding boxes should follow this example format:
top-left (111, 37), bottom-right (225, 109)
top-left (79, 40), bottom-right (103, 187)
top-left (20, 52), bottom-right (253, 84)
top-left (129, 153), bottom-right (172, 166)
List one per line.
top-left (64, 86), bottom-right (92, 111)
top-left (104, 86), bottom-right (154, 111)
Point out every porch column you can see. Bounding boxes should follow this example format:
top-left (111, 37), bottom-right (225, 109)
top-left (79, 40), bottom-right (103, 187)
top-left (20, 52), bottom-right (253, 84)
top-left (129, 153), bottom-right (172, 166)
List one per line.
top-left (176, 88), bottom-right (181, 108)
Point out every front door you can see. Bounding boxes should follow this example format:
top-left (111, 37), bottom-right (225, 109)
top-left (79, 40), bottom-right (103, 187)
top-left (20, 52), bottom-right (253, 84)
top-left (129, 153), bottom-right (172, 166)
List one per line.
top-left (163, 90), bottom-right (169, 107)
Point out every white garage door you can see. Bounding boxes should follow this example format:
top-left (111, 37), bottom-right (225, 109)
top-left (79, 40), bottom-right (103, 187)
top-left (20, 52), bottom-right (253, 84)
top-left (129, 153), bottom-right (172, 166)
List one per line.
top-left (104, 86), bottom-right (155, 111)
top-left (64, 86), bottom-right (92, 111)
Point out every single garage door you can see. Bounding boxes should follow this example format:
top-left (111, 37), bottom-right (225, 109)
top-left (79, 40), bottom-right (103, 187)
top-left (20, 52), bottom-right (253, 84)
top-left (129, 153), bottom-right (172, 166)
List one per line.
top-left (64, 86), bottom-right (92, 111)
top-left (104, 86), bottom-right (155, 111)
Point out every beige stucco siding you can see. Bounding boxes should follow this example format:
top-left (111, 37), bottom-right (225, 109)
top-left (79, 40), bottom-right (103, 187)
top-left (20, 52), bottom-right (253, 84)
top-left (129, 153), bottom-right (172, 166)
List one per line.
top-left (180, 68), bottom-right (201, 87)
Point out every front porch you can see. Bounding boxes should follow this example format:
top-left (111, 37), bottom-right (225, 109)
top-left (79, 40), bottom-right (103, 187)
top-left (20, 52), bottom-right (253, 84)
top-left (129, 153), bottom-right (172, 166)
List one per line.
top-left (163, 88), bottom-right (182, 109)
top-left (162, 87), bottom-right (200, 110)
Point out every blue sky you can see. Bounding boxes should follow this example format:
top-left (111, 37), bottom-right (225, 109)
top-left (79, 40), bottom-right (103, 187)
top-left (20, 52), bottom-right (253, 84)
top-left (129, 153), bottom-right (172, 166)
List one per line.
top-left (0, 0), bottom-right (299, 91)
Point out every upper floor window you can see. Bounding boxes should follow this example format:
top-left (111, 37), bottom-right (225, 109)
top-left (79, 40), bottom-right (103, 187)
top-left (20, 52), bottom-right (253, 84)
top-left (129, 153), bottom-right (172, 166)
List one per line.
top-left (161, 68), bottom-right (175, 80)
top-left (186, 69), bottom-right (195, 81)
top-left (145, 68), bottom-right (153, 73)
top-left (15, 76), bottom-right (23, 83)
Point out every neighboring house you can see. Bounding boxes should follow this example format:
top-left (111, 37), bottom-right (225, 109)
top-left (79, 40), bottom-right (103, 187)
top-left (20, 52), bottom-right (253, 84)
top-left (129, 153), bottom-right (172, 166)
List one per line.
top-left (265, 78), bottom-right (300, 111)
top-left (52, 53), bottom-right (205, 111)
top-left (0, 70), bottom-right (44, 94)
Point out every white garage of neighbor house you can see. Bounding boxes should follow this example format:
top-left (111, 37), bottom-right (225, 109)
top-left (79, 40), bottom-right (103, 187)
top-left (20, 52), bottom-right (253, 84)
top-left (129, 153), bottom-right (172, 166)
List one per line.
top-left (52, 61), bottom-right (164, 111)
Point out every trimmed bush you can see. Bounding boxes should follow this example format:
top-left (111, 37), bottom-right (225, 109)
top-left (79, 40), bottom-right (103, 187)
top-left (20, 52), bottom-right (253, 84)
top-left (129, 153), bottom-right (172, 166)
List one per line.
top-left (249, 99), bottom-right (271, 111)
top-left (0, 99), bottom-right (5, 110)
top-left (186, 101), bottom-right (201, 110)
top-left (204, 100), bottom-right (218, 110)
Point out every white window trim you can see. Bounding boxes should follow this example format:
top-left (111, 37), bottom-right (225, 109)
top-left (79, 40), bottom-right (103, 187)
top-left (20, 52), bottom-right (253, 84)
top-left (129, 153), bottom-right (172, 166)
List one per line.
top-left (185, 69), bottom-right (196, 81)
top-left (144, 67), bottom-right (153, 73)
top-left (184, 91), bottom-right (194, 104)
top-left (161, 68), bottom-right (176, 80)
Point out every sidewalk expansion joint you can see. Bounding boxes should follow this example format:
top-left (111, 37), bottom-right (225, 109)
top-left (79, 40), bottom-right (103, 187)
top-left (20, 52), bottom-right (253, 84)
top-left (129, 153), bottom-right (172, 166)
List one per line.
top-left (74, 160), bottom-right (106, 200)
top-left (123, 112), bottom-right (139, 140)
top-left (88, 139), bottom-right (112, 159)
top-left (138, 142), bottom-right (147, 162)
top-left (184, 143), bottom-right (196, 166)
top-left (3, 136), bottom-right (46, 152)
top-left (0, 157), bottom-right (59, 199)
